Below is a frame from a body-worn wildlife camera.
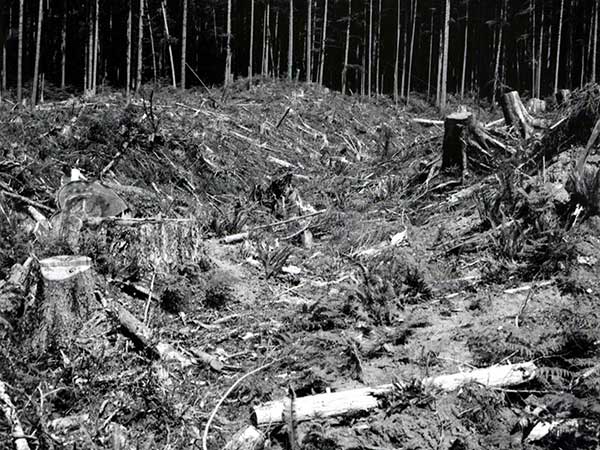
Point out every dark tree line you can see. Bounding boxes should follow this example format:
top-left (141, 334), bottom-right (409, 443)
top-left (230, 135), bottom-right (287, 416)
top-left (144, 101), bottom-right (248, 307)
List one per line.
top-left (0, 0), bottom-right (598, 106)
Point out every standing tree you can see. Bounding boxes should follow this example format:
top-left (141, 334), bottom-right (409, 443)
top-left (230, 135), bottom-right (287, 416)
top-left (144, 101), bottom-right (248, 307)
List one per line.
top-left (342, 0), bottom-right (351, 95)
top-left (318, 0), bottom-right (328, 85)
top-left (307, 0), bottom-right (312, 81)
top-left (406, 0), bottom-right (417, 103)
top-left (593, 0), bottom-right (598, 82)
top-left (492, 0), bottom-right (505, 106)
top-left (537, 4), bottom-right (544, 96)
top-left (126, 0), bottom-right (132, 99)
top-left (17, 0), bottom-right (24, 104)
top-left (181, 0), bottom-right (188, 90)
top-left (32, 0), bottom-right (44, 105)
top-left (288, 0), bottom-right (294, 79)
top-left (427, 7), bottom-right (434, 99)
top-left (160, 0), bottom-right (176, 88)
top-left (249, 0), bottom-right (255, 78)
top-left (136, 0), bottom-right (144, 92)
top-left (225, 0), bottom-right (232, 84)
top-left (554, 0), bottom-right (564, 93)
top-left (61, 1), bottom-right (67, 89)
top-left (92, 0), bottom-right (99, 94)
top-left (146, 0), bottom-right (158, 84)
top-left (394, 0), bottom-right (401, 102)
top-left (368, 0), bottom-right (373, 96)
top-left (460, 0), bottom-right (469, 99)
top-left (440, 0), bottom-right (450, 109)
top-left (375, 0), bottom-right (382, 95)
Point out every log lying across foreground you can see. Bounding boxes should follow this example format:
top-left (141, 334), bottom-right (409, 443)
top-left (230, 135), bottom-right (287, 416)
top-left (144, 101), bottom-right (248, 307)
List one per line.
top-left (252, 362), bottom-right (537, 427)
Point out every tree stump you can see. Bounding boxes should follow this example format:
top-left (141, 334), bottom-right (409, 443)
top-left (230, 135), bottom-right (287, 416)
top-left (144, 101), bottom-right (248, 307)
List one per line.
top-left (526, 98), bottom-right (547, 114)
top-left (555, 89), bottom-right (571, 105)
top-left (441, 112), bottom-right (514, 176)
top-left (24, 256), bottom-right (96, 355)
top-left (501, 91), bottom-right (546, 139)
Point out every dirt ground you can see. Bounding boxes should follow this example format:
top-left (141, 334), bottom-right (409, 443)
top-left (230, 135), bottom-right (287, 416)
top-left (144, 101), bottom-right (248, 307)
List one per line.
top-left (0, 80), bottom-right (599, 449)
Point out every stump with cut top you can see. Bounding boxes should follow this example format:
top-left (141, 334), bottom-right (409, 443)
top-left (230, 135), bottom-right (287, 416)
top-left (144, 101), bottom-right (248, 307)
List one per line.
top-left (501, 91), bottom-right (547, 139)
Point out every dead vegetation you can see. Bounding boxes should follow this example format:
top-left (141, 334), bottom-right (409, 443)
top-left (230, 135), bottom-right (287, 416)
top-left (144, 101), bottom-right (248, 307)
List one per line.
top-left (1, 80), bottom-right (600, 449)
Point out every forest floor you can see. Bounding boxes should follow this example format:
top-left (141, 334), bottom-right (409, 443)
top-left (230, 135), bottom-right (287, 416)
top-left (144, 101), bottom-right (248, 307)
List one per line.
top-left (0, 78), bottom-right (599, 450)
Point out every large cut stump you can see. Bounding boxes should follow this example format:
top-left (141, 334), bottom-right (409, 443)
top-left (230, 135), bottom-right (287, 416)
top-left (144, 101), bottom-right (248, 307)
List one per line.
top-left (526, 98), bottom-right (547, 114)
top-left (501, 91), bottom-right (546, 138)
top-left (555, 89), bottom-right (571, 105)
top-left (442, 112), bottom-right (515, 175)
top-left (24, 256), bottom-right (96, 355)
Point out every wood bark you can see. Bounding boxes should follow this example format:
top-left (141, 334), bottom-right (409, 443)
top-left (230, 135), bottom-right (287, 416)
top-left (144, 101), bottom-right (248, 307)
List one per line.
top-left (492, 0), bottom-right (505, 106)
top-left (61, 1), bottom-right (67, 89)
top-left (406, 0), bottom-right (417, 103)
top-left (368, 0), bottom-right (373, 96)
top-left (126, 0), bottom-right (132, 100)
top-left (537, 5), bottom-right (544, 97)
top-left (31, 0), bottom-right (44, 105)
top-left (160, 0), bottom-right (177, 88)
top-left (318, 0), bottom-right (328, 85)
top-left (181, 0), bottom-right (188, 90)
top-left (306, 0), bottom-right (312, 82)
top-left (554, 0), bottom-right (564, 93)
top-left (136, 0), bottom-right (144, 92)
top-left (25, 256), bottom-right (95, 355)
top-left (501, 91), bottom-right (546, 139)
top-left (526, 98), bottom-right (546, 114)
top-left (342, 0), bottom-right (351, 95)
top-left (249, 0), bottom-right (255, 78)
top-left (555, 88), bottom-right (570, 105)
top-left (427, 8), bottom-right (434, 99)
top-left (393, 0), bottom-right (401, 102)
top-left (146, 0), bottom-right (158, 84)
top-left (460, 0), bottom-right (469, 99)
top-left (253, 362), bottom-right (538, 427)
top-left (440, 0), bottom-right (450, 109)
top-left (531, 0), bottom-right (535, 96)
top-left (288, 0), bottom-right (294, 79)
top-left (375, 0), bottom-right (382, 95)
top-left (17, 0), bottom-right (24, 104)
top-left (92, 0), bottom-right (99, 94)
top-left (593, 1), bottom-right (598, 82)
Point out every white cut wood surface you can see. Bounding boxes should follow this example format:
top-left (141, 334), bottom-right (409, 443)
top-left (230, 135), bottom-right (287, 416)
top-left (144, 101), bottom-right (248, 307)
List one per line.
top-left (39, 256), bottom-right (92, 281)
top-left (223, 425), bottom-right (265, 450)
top-left (253, 362), bottom-right (537, 426)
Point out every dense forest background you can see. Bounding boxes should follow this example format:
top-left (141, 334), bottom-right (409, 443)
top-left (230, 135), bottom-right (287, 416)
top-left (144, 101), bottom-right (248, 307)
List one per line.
top-left (0, 0), bottom-right (599, 106)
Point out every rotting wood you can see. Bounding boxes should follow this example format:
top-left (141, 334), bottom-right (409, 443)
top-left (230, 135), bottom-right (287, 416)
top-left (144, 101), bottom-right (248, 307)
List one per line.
top-left (500, 91), bottom-right (547, 139)
top-left (526, 98), bottom-right (547, 114)
top-left (222, 425), bottom-right (265, 450)
top-left (252, 362), bottom-right (537, 426)
top-left (526, 418), bottom-right (580, 443)
top-left (555, 89), bottom-right (571, 105)
top-left (0, 379), bottom-right (31, 450)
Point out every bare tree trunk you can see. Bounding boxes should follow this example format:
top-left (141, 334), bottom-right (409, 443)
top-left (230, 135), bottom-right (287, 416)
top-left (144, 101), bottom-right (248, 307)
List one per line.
top-left (436, 20), bottom-right (442, 106)
top-left (594, 0), bottom-right (598, 82)
top-left (531, 0), bottom-right (535, 96)
top-left (136, 0), bottom-right (144, 92)
top-left (318, 0), bottom-right (328, 85)
top-left (92, 0), bottom-right (99, 94)
top-left (492, 0), bottom-right (504, 106)
top-left (146, 0), bottom-right (157, 84)
top-left (160, 0), bottom-right (177, 88)
top-left (394, 0), bottom-right (401, 102)
top-left (265, 2), bottom-right (271, 76)
top-left (275, 10), bottom-right (280, 76)
top-left (262, 5), bottom-right (267, 76)
top-left (126, 0), bottom-right (132, 100)
top-left (460, 0), bottom-right (468, 99)
top-left (87, 4), bottom-right (93, 92)
top-left (17, 0), bottom-right (23, 104)
top-left (180, 0), bottom-right (187, 89)
top-left (553, 0), bottom-right (564, 93)
top-left (249, 0), bottom-right (255, 78)
top-left (31, 0), bottom-right (44, 105)
top-left (342, 0), bottom-right (351, 95)
top-left (406, 0), bottom-right (417, 103)
top-left (440, 0), bottom-right (450, 109)
top-left (368, 0), bottom-right (372, 96)
top-left (288, 0), bottom-right (294, 79)
top-left (427, 8), bottom-right (434, 100)
top-left (537, 5), bottom-right (544, 96)
top-left (400, 1), bottom-right (407, 98)
top-left (225, 0), bottom-right (232, 85)
top-left (306, 0), bottom-right (312, 81)
top-left (61, 1), bottom-right (67, 89)
top-left (375, 0), bottom-right (381, 95)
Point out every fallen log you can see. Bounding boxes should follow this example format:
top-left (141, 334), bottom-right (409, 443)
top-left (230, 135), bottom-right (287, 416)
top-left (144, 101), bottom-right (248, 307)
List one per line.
top-left (252, 362), bottom-right (537, 427)
top-left (441, 112), bottom-right (515, 176)
top-left (526, 418), bottom-right (580, 443)
top-left (501, 91), bottom-right (547, 139)
top-left (412, 118), bottom-right (444, 127)
top-left (222, 425), bottom-right (265, 450)
top-left (0, 379), bottom-right (31, 450)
